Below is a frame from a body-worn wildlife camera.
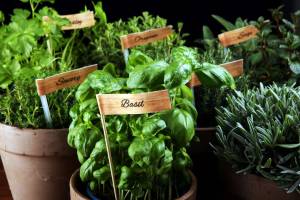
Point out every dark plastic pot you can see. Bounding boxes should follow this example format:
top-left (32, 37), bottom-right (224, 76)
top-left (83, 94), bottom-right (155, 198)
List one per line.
top-left (70, 169), bottom-right (197, 200)
top-left (0, 123), bottom-right (79, 200)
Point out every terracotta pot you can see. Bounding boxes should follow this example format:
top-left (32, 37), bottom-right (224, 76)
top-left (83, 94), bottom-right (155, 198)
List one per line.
top-left (70, 169), bottom-right (197, 200)
top-left (0, 123), bottom-right (79, 200)
top-left (220, 162), bottom-right (300, 200)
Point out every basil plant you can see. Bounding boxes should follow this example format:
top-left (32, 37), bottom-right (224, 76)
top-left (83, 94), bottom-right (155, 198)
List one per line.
top-left (68, 46), bottom-right (235, 199)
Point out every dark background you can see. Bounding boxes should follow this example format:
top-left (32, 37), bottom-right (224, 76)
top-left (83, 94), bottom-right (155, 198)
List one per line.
top-left (1, 0), bottom-right (299, 42)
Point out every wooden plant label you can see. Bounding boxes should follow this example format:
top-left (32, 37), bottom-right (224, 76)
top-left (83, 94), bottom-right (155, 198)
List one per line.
top-left (43, 11), bottom-right (96, 30)
top-left (36, 64), bottom-right (97, 96)
top-left (97, 90), bottom-right (172, 115)
top-left (218, 25), bottom-right (259, 47)
top-left (120, 26), bottom-right (173, 50)
top-left (189, 59), bottom-right (244, 87)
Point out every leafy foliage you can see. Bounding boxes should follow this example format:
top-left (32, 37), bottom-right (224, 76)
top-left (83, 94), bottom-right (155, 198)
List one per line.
top-left (0, 1), bottom-right (186, 128)
top-left (202, 6), bottom-right (300, 85)
top-left (68, 46), bottom-right (235, 199)
top-left (212, 84), bottom-right (300, 194)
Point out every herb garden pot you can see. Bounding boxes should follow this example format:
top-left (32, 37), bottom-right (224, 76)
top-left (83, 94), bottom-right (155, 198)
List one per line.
top-left (0, 123), bottom-right (79, 200)
top-left (219, 162), bottom-right (300, 200)
top-left (70, 169), bottom-right (198, 200)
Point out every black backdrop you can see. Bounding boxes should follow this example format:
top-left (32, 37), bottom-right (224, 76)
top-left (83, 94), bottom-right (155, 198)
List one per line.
top-left (0, 0), bottom-right (297, 42)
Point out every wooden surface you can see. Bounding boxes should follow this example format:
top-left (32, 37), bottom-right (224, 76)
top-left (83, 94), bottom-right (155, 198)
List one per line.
top-left (36, 64), bottom-right (97, 96)
top-left (97, 90), bottom-right (172, 115)
top-left (218, 25), bottom-right (259, 47)
top-left (120, 26), bottom-right (173, 50)
top-left (189, 59), bottom-right (244, 87)
top-left (0, 160), bottom-right (12, 200)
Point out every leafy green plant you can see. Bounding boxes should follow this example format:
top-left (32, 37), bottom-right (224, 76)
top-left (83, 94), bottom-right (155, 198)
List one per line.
top-left (0, 0), bottom-right (84, 128)
top-left (202, 6), bottom-right (300, 85)
top-left (68, 46), bottom-right (235, 199)
top-left (75, 2), bottom-right (187, 72)
top-left (212, 84), bottom-right (300, 194)
top-left (0, 1), bottom-right (186, 129)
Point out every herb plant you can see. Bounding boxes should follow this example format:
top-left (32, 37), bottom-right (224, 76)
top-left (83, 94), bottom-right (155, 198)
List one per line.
top-left (75, 2), bottom-right (187, 71)
top-left (0, 0), bottom-right (84, 128)
top-left (202, 6), bottom-right (300, 85)
top-left (212, 84), bottom-right (300, 194)
top-left (68, 45), bottom-right (235, 199)
top-left (0, 1), bottom-right (186, 129)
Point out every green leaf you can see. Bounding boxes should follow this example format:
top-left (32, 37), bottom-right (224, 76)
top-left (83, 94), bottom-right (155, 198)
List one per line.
top-left (164, 62), bottom-right (192, 89)
top-left (126, 50), bottom-right (154, 73)
top-left (88, 70), bottom-right (123, 93)
top-left (161, 108), bottom-right (195, 147)
top-left (118, 166), bottom-right (132, 189)
top-left (212, 15), bottom-right (236, 31)
top-left (94, 1), bottom-right (107, 24)
top-left (249, 51), bottom-right (263, 66)
top-left (275, 143), bottom-right (300, 149)
top-left (93, 166), bottom-right (110, 183)
top-left (203, 25), bottom-right (214, 40)
top-left (175, 98), bottom-right (197, 121)
top-left (289, 61), bottom-right (300, 74)
top-left (142, 117), bottom-right (166, 136)
top-left (195, 62), bottom-right (236, 89)
top-left (127, 61), bottom-right (168, 89)
top-left (171, 46), bottom-right (199, 69)
top-left (80, 158), bottom-right (97, 182)
top-left (128, 138), bottom-right (152, 167)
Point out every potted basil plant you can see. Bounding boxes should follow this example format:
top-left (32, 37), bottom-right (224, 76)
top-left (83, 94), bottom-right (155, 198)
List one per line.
top-left (68, 46), bottom-right (235, 200)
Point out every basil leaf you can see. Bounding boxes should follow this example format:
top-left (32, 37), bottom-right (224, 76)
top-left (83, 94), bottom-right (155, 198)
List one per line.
top-left (127, 61), bottom-right (168, 89)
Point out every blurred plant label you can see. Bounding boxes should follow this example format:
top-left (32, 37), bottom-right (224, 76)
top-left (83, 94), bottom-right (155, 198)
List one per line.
top-left (36, 64), bottom-right (97, 96)
top-left (218, 25), bottom-right (259, 47)
top-left (97, 90), bottom-right (172, 115)
top-left (120, 26), bottom-right (173, 50)
top-left (43, 11), bottom-right (96, 30)
top-left (189, 59), bottom-right (244, 87)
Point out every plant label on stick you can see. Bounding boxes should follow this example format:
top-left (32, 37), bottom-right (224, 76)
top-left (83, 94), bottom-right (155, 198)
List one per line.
top-left (218, 25), bottom-right (259, 47)
top-left (96, 90), bottom-right (172, 200)
top-left (120, 26), bottom-right (173, 50)
top-left (43, 11), bottom-right (96, 30)
top-left (120, 26), bottom-right (173, 64)
top-left (189, 59), bottom-right (244, 87)
top-left (35, 64), bottom-right (97, 127)
top-left (97, 90), bottom-right (172, 115)
top-left (36, 64), bottom-right (97, 96)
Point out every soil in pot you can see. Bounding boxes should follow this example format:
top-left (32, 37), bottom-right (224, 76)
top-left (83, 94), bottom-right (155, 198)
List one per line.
top-left (0, 123), bottom-right (79, 200)
top-left (70, 169), bottom-right (197, 200)
top-left (219, 161), bottom-right (300, 200)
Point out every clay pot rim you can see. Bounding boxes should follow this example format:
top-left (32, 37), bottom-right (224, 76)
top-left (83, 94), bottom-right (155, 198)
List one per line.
top-left (175, 170), bottom-right (197, 200)
top-left (0, 122), bottom-right (68, 131)
top-left (195, 127), bottom-right (216, 132)
top-left (70, 169), bottom-right (89, 200)
top-left (70, 169), bottom-right (197, 200)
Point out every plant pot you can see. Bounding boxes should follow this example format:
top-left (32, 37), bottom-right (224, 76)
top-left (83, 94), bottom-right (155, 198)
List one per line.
top-left (70, 169), bottom-right (197, 200)
top-left (0, 123), bottom-right (79, 200)
top-left (219, 161), bottom-right (300, 200)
